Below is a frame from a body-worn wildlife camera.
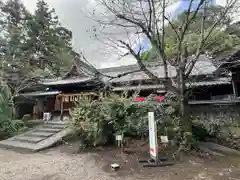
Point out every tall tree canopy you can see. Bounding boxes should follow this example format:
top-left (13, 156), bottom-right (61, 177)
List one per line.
top-left (0, 0), bottom-right (74, 94)
top-left (142, 5), bottom-right (240, 61)
top-left (25, 0), bottom-right (73, 76)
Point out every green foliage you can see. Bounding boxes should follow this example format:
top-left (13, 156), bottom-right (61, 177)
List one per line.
top-left (101, 93), bottom-right (145, 135)
top-left (140, 46), bottom-right (159, 62)
top-left (141, 5), bottom-right (240, 61)
top-left (70, 97), bottom-right (110, 146)
top-left (70, 93), bottom-right (205, 153)
top-left (0, 84), bottom-right (25, 139)
top-left (191, 114), bottom-right (239, 149)
top-left (70, 93), bottom-right (182, 147)
top-left (0, 0), bottom-right (75, 95)
top-left (70, 94), bottom-right (152, 146)
top-left (165, 29), bottom-right (240, 59)
top-left (25, 0), bottom-right (74, 76)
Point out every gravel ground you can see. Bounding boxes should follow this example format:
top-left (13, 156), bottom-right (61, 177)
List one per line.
top-left (0, 147), bottom-right (239, 180)
top-left (0, 149), bottom-right (115, 180)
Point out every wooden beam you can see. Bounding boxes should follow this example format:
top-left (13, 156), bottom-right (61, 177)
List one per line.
top-left (56, 92), bottom-right (98, 98)
top-left (60, 97), bottom-right (64, 121)
top-left (232, 80), bottom-right (238, 97)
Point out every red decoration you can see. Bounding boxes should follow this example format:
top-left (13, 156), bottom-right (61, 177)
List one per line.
top-left (150, 148), bottom-right (155, 153)
top-left (135, 97), bottom-right (145, 101)
top-left (154, 96), bottom-right (164, 102)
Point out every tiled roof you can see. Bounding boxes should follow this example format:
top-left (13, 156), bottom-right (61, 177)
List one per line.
top-left (113, 84), bottom-right (165, 91)
top-left (188, 99), bottom-right (240, 105)
top-left (99, 55), bottom-right (217, 83)
top-left (18, 91), bottom-right (61, 97)
top-left (42, 77), bottom-right (92, 85)
top-left (39, 55), bottom-right (224, 86)
top-left (215, 48), bottom-right (240, 69)
top-left (112, 77), bottom-right (231, 92)
top-left (187, 77), bottom-right (231, 88)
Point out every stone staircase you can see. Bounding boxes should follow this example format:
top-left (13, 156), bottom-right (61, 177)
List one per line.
top-left (0, 121), bottom-right (72, 152)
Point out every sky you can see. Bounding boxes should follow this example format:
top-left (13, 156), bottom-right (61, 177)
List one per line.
top-left (21, 0), bottom-right (186, 68)
top-left (21, 0), bottom-right (112, 68)
top-left (21, 0), bottom-right (234, 68)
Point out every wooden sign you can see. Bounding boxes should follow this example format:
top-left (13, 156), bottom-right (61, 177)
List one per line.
top-left (57, 93), bottom-right (97, 103)
top-left (63, 95), bottom-right (81, 102)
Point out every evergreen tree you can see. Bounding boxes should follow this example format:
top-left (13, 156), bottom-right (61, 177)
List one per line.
top-left (0, 0), bottom-right (29, 58)
top-left (25, 0), bottom-right (73, 76)
top-left (0, 0), bottom-right (33, 93)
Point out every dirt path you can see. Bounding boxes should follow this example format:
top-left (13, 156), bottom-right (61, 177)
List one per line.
top-left (0, 148), bottom-right (112, 180)
top-left (0, 147), bottom-right (239, 180)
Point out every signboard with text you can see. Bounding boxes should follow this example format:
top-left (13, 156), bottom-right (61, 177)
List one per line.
top-left (148, 112), bottom-right (158, 160)
top-left (57, 93), bottom-right (96, 103)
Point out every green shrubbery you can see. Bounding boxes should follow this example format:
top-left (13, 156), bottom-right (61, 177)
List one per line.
top-left (0, 85), bottom-right (38, 140)
top-left (70, 93), bottom-right (182, 147)
top-left (192, 116), bottom-right (239, 149)
top-left (71, 92), bottom-right (238, 152)
top-left (0, 85), bottom-right (23, 140)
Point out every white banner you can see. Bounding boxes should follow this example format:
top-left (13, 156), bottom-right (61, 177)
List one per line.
top-left (148, 112), bottom-right (158, 160)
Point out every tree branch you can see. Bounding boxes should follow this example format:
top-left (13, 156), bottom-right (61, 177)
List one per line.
top-left (164, 16), bottom-right (180, 41)
top-left (119, 39), bottom-right (160, 81)
top-left (185, 0), bottom-right (237, 77)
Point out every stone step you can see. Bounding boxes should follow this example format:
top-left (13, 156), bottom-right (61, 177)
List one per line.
top-left (14, 136), bottom-right (44, 143)
top-left (0, 128), bottom-right (73, 152)
top-left (35, 128), bottom-right (62, 133)
top-left (43, 124), bottom-right (66, 129)
top-left (26, 131), bottom-right (54, 138)
top-left (46, 121), bottom-right (66, 125)
top-left (0, 140), bottom-right (39, 152)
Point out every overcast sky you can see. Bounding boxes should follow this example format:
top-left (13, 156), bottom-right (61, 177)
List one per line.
top-left (21, 0), bottom-right (233, 68)
top-left (21, 0), bottom-right (128, 68)
top-left (21, 0), bottom-right (184, 68)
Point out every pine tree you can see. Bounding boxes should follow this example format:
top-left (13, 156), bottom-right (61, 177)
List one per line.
top-left (0, 0), bottom-right (74, 94)
top-left (0, 0), bottom-right (29, 59)
top-left (0, 0), bottom-right (32, 92)
top-left (26, 0), bottom-right (73, 76)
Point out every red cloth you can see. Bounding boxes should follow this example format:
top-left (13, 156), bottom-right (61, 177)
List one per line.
top-left (135, 97), bottom-right (145, 101)
top-left (154, 96), bottom-right (164, 102)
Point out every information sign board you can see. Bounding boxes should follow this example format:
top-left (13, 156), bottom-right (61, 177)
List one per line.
top-left (148, 112), bottom-right (158, 160)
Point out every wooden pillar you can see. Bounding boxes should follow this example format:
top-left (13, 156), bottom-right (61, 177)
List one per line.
top-left (232, 80), bottom-right (238, 97)
top-left (60, 96), bottom-right (64, 121)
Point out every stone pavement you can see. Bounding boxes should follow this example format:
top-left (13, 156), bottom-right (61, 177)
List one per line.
top-left (0, 121), bottom-right (72, 152)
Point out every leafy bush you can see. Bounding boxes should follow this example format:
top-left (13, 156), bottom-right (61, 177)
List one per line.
top-left (191, 114), bottom-right (239, 149)
top-left (0, 85), bottom-right (28, 140)
top-left (70, 97), bottom-right (111, 146)
top-left (101, 93), bottom-right (150, 137)
top-left (192, 115), bottom-right (232, 140)
top-left (70, 93), bottom-right (181, 148)
top-left (71, 92), bottom-right (239, 152)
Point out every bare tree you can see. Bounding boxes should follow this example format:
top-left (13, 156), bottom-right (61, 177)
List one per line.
top-left (91, 0), bottom-right (239, 131)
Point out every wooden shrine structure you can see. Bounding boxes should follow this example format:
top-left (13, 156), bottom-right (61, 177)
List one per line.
top-left (16, 59), bottom-right (101, 120)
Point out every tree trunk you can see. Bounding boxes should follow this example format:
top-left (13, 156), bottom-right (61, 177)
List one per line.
top-left (178, 67), bottom-right (191, 132)
top-left (179, 96), bottom-right (191, 132)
